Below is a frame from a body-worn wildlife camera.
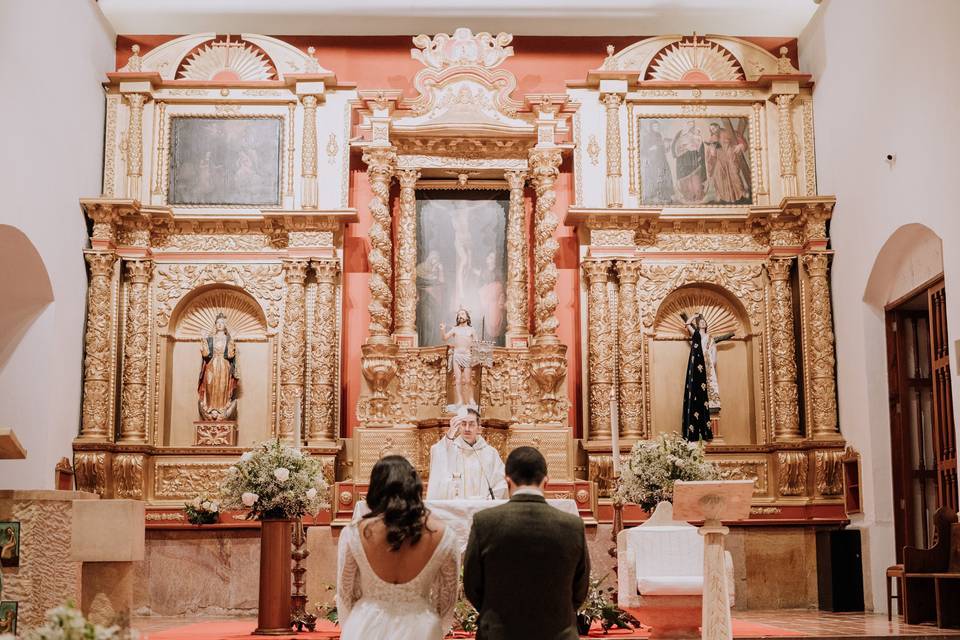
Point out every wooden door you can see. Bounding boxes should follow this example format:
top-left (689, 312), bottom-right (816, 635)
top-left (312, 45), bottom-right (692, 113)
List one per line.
top-left (928, 280), bottom-right (958, 513)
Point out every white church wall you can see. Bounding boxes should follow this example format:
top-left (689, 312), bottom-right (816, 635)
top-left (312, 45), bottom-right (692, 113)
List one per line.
top-left (801, 0), bottom-right (960, 612)
top-left (0, 0), bottom-right (115, 487)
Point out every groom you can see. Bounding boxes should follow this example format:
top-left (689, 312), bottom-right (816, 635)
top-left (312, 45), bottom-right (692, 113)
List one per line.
top-left (463, 446), bottom-right (590, 639)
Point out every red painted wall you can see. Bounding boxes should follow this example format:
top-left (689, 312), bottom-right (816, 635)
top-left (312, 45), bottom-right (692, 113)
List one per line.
top-left (115, 34), bottom-right (796, 437)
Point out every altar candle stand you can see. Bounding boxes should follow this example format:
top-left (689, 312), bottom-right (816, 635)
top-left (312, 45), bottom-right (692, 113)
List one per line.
top-left (672, 480), bottom-right (754, 640)
top-left (608, 390), bottom-right (624, 595)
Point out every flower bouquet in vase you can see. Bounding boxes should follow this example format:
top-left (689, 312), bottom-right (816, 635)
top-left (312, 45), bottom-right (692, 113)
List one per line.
top-left (183, 495), bottom-right (220, 525)
top-left (220, 439), bottom-right (329, 635)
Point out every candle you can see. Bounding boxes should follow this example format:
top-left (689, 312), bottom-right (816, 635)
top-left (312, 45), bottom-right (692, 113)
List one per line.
top-left (610, 387), bottom-right (621, 475)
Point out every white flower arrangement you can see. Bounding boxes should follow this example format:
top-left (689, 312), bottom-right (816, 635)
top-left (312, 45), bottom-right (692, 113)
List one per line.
top-left (183, 494), bottom-right (221, 525)
top-left (6, 601), bottom-right (133, 640)
top-left (221, 439), bottom-right (329, 520)
top-left (615, 432), bottom-right (720, 512)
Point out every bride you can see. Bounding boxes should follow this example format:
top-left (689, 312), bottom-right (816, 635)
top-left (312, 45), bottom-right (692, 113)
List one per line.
top-left (337, 456), bottom-right (460, 640)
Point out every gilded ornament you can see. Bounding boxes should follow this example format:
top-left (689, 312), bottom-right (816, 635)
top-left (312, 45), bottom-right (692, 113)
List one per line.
top-left (74, 451), bottom-right (108, 496)
top-left (124, 92), bottom-right (147, 200)
top-left (815, 449), bottom-right (844, 497)
top-left (585, 261), bottom-right (613, 440)
top-left (601, 93), bottom-right (623, 208)
top-left (504, 170), bottom-right (529, 339)
top-left (80, 252), bottom-right (117, 441)
top-left (766, 257), bottom-right (801, 440)
top-left (308, 259), bottom-right (340, 445)
top-left (777, 450), bottom-right (808, 497)
top-left (119, 259), bottom-right (153, 444)
top-left (361, 147), bottom-right (397, 339)
top-left (801, 99), bottom-right (817, 196)
top-left (803, 253), bottom-right (839, 438)
top-left (154, 461), bottom-right (234, 499)
top-left (528, 148), bottom-right (563, 339)
top-left (587, 134), bottom-right (600, 167)
top-left (103, 94), bottom-right (120, 197)
top-left (394, 169), bottom-right (420, 337)
top-left (279, 259), bottom-right (309, 442)
top-left (776, 94), bottom-right (797, 197)
top-left (112, 453), bottom-right (145, 499)
top-left (615, 260), bottom-right (644, 438)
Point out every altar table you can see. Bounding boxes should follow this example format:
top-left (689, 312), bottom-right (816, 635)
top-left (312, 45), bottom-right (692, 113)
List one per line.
top-left (352, 498), bottom-right (580, 550)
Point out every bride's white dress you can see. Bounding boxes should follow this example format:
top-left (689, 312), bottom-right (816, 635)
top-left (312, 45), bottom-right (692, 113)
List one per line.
top-left (336, 522), bottom-right (460, 640)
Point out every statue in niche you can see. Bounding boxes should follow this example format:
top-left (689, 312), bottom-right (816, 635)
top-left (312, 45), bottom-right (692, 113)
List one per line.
top-left (198, 312), bottom-right (239, 421)
top-left (680, 312), bottom-right (733, 441)
top-left (440, 308), bottom-right (477, 409)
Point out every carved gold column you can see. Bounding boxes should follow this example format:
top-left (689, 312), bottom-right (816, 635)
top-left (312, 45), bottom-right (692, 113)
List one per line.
top-left (776, 94), bottom-right (797, 198)
top-left (301, 94), bottom-right (319, 208)
top-left (279, 260), bottom-right (309, 443)
top-left (601, 93), bottom-right (623, 208)
top-left (585, 261), bottom-right (613, 440)
top-left (124, 93), bottom-right (147, 200)
top-left (767, 257), bottom-right (801, 440)
top-left (803, 253), bottom-right (840, 438)
top-left (394, 169), bottom-right (420, 342)
top-left (79, 251), bottom-right (117, 441)
top-left (360, 147), bottom-right (398, 420)
top-left (615, 260), bottom-right (643, 438)
top-left (504, 170), bottom-right (528, 343)
top-left (119, 259), bottom-right (153, 444)
top-left (308, 259), bottom-right (339, 446)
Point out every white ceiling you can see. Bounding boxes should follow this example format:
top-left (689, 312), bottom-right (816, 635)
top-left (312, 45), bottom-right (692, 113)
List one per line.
top-left (97, 0), bottom-right (820, 37)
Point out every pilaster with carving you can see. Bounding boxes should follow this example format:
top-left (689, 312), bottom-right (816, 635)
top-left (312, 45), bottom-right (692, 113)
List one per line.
top-left (615, 260), bottom-right (644, 438)
top-left (585, 261), bottom-right (613, 440)
top-left (119, 259), bottom-right (153, 444)
top-left (279, 260), bottom-right (309, 443)
top-left (301, 94), bottom-right (319, 208)
top-left (504, 170), bottom-right (529, 342)
top-left (803, 253), bottom-right (839, 438)
top-left (766, 257), bottom-right (801, 440)
top-left (79, 251), bottom-right (117, 441)
top-left (124, 93), bottom-right (147, 200)
top-left (776, 94), bottom-right (797, 198)
top-left (394, 169), bottom-right (420, 341)
top-left (601, 93), bottom-right (623, 208)
top-left (308, 259), bottom-right (340, 446)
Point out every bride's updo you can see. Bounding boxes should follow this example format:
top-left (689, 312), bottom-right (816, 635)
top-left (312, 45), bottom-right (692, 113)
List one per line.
top-left (363, 455), bottom-right (431, 551)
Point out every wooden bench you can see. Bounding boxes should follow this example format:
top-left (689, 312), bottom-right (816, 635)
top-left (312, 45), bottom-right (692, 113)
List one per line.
top-left (903, 507), bottom-right (960, 628)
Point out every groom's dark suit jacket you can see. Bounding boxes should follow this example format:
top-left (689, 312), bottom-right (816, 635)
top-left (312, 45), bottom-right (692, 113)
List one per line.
top-left (463, 492), bottom-right (590, 640)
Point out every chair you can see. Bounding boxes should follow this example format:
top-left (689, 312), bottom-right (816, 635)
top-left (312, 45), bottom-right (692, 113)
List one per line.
top-left (902, 507), bottom-right (960, 628)
top-left (617, 502), bottom-right (734, 639)
top-left (885, 564), bottom-right (903, 620)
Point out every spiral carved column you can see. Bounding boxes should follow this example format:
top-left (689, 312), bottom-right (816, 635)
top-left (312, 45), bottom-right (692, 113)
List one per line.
top-left (119, 259), bottom-right (153, 444)
top-left (279, 260), bottom-right (309, 443)
top-left (124, 93), bottom-right (146, 200)
top-left (504, 169), bottom-right (528, 343)
top-left (602, 93), bottom-right (623, 208)
top-left (615, 260), bottom-right (644, 438)
top-left (308, 259), bottom-right (340, 446)
top-left (301, 94), bottom-right (319, 208)
top-left (80, 251), bottom-right (118, 441)
top-left (585, 261), bottom-right (613, 440)
top-left (767, 257), bottom-right (801, 440)
top-left (803, 253), bottom-right (840, 438)
top-left (394, 169), bottom-right (420, 341)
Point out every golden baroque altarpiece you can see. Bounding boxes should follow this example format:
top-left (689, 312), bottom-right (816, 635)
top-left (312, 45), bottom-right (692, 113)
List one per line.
top-left (75, 30), bottom-right (846, 525)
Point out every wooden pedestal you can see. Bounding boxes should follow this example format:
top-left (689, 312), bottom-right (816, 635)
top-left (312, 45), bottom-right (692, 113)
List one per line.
top-left (252, 519), bottom-right (292, 635)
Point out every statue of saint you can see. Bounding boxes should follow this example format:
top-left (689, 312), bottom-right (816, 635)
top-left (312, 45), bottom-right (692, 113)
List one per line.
top-left (680, 312), bottom-right (732, 441)
top-left (440, 308), bottom-right (477, 408)
top-left (198, 312), bottom-right (239, 421)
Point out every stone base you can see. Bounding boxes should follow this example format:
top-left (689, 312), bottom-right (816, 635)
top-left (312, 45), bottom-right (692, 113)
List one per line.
top-left (83, 561), bottom-right (134, 626)
top-left (194, 421), bottom-right (237, 447)
top-left (623, 595), bottom-right (703, 639)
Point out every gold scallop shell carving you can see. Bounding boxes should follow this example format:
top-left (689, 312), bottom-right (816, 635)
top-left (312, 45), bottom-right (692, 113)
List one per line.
top-left (655, 287), bottom-right (743, 337)
top-left (176, 289), bottom-right (266, 339)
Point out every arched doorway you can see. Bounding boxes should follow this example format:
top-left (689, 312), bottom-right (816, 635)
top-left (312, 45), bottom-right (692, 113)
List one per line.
top-left (0, 225), bottom-right (54, 370)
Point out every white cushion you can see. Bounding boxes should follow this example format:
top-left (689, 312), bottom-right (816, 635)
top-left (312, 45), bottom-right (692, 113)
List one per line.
top-left (637, 575), bottom-right (704, 596)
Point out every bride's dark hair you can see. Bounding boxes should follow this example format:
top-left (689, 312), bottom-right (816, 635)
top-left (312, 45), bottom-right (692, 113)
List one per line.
top-left (362, 455), bottom-right (431, 551)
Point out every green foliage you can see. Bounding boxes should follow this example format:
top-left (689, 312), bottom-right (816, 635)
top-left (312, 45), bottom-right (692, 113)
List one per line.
top-left (314, 584), bottom-right (338, 624)
top-left (578, 574), bottom-right (637, 632)
top-left (220, 439), bottom-right (329, 520)
top-left (6, 601), bottom-right (135, 640)
top-left (183, 495), bottom-right (220, 525)
top-left (615, 432), bottom-right (720, 512)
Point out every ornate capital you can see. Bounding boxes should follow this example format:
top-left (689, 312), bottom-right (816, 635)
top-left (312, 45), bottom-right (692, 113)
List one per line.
top-left (86, 251), bottom-right (117, 277)
top-left (583, 260), bottom-right (610, 284)
top-left (505, 169), bottom-right (527, 191)
top-left (766, 257), bottom-right (793, 281)
top-left (397, 168), bottom-right (420, 189)
top-left (312, 259), bottom-right (340, 283)
top-left (528, 148), bottom-right (563, 186)
top-left (802, 252), bottom-right (830, 278)
top-left (362, 146), bottom-right (397, 180)
top-left (614, 260), bottom-right (641, 284)
top-left (601, 92), bottom-right (623, 109)
top-left (124, 259), bottom-right (153, 284)
top-left (283, 259), bottom-right (310, 283)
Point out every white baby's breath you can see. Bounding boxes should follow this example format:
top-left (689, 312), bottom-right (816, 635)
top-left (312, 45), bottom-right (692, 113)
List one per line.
top-left (615, 432), bottom-right (720, 512)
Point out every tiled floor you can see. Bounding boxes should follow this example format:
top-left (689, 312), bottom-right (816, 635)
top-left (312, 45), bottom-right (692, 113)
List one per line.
top-left (132, 611), bottom-right (960, 639)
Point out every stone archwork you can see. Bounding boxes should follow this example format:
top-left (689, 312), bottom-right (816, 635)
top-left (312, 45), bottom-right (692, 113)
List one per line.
top-left (615, 260), bottom-right (644, 438)
top-left (124, 92), bottom-right (147, 200)
top-left (766, 257), bottom-right (801, 441)
top-left (74, 451), bottom-right (108, 496)
top-left (528, 147), bottom-right (563, 340)
top-left (309, 259), bottom-right (340, 446)
top-left (776, 94), bottom-right (797, 197)
top-left (119, 259), bottom-right (153, 444)
top-left (361, 146), bottom-right (397, 340)
top-left (279, 259), bottom-right (309, 443)
top-left (80, 252), bottom-right (117, 442)
top-left (815, 449), bottom-right (845, 497)
top-left (112, 453), bottom-right (145, 499)
top-left (301, 94), bottom-right (319, 208)
top-left (803, 253), bottom-right (840, 438)
top-left (504, 169), bottom-right (529, 341)
top-left (777, 450), bottom-right (808, 497)
top-left (394, 169), bottom-right (421, 339)
top-left (601, 92), bottom-right (623, 208)
top-left (585, 260), bottom-right (614, 441)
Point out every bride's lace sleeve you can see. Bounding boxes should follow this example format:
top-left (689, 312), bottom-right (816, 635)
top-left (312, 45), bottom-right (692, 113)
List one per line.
top-left (336, 526), bottom-right (362, 625)
top-left (430, 533), bottom-right (462, 635)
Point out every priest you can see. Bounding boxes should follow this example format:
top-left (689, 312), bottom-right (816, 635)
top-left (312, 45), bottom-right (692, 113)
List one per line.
top-left (426, 406), bottom-right (507, 500)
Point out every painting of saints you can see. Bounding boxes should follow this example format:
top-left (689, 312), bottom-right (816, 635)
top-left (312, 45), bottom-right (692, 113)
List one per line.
top-left (640, 120), bottom-right (675, 203)
top-left (416, 250), bottom-right (445, 346)
top-left (671, 120), bottom-right (707, 203)
top-left (704, 119), bottom-right (752, 204)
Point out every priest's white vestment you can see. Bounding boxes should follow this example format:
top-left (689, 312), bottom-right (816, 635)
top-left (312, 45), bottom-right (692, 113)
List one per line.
top-left (426, 435), bottom-right (507, 500)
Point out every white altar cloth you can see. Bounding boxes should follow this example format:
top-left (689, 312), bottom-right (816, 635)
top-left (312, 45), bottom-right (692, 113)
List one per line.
top-left (352, 498), bottom-right (580, 551)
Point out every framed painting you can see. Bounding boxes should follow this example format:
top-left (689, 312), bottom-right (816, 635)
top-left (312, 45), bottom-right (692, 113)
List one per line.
top-left (168, 116), bottom-right (283, 207)
top-left (415, 192), bottom-right (508, 347)
top-left (0, 601), bottom-right (15, 635)
top-left (0, 522), bottom-right (18, 568)
top-left (636, 116), bottom-right (753, 206)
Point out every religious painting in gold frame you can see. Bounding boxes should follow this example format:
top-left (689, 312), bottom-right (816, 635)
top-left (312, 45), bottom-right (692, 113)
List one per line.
top-left (167, 115), bottom-right (283, 207)
top-left (636, 115), bottom-right (753, 206)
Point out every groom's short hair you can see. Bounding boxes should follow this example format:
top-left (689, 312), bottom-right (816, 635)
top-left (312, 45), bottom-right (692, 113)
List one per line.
top-left (505, 446), bottom-right (547, 486)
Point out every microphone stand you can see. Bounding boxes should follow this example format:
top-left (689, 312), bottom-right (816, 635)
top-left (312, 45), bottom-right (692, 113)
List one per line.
top-left (468, 439), bottom-right (496, 500)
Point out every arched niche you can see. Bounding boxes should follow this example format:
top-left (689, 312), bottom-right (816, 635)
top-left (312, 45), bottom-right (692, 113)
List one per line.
top-left (162, 284), bottom-right (272, 447)
top-left (648, 284), bottom-right (757, 444)
top-left (0, 225), bottom-right (54, 369)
